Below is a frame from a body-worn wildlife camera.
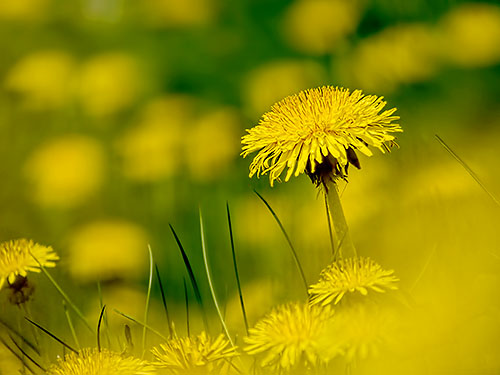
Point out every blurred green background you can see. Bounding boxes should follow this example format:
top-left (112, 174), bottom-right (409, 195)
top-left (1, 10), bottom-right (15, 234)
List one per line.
top-left (1, 0), bottom-right (500, 373)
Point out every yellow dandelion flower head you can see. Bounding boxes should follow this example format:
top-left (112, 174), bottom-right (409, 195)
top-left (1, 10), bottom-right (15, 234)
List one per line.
top-left (244, 302), bottom-right (334, 370)
top-left (0, 239), bottom-right (58, 290)
top-left (309, 257), bottom-right (398, 306)
top-left (47, 348), bottom-right (156, 375)
top-left (151, 332), bottom-right (237, 374)
top-left (241, 86), bottom-right (401, 187)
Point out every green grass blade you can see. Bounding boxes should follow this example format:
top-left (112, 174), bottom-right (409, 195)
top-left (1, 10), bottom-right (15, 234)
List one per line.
top-left (253, 189), bottom-right (308, 294)
top-left (155, 263), bottom-right (174, 338)
top-left (435, 134), bottom-right (500, 207)
top-left (29, 251), bottom-right (92, 332)
top-left (226, 202), bottom-right (249, 335)
top-left (184, 278), bottom-right (190, 336)
top-left (169, 224), bottom-right (209, 331)
top-left (142, 245), bottom-right (154, 357)
top-left (113, 309), bottom-right (168, 342)
top-left (97, 305), bottom-right (106, 352)
top-left (25, 317), bottom-right (78, 353)
top-left (97, 282), bottom-right (110, 349)
top-left (8, 335), bottom-right (46, 372)
top-left (62, 301), bottom-right (80, 350)
top-left (199, 208), bottom-right (235, 347)
top-left (0, 337), bottom-right (36, 374)
top-left (0, 318), bottom-right (39, 355)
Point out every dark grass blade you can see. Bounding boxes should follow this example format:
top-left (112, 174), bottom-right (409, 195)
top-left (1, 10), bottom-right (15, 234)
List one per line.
top-left (226, 202), bottom-right (249, 335)
top-left (169, 223), bottom-right (209, 330)
top-left (436, 134), bottom-right (500, 207)
top-left (0, 318), bottom-right (39, 355)
top-left (97, 282), bottom-right (110, 349)
top-left (113, 309), bottom-right (168, 341)
top-left (97, 305), bottom-right (106, 352)
top-left (8, 335), bottom-right (46, 372)
top-left (155, 263), bottom-right (174, 338)
top-left (0, 337), bottom-right (35, 374)
top-left (253, 189), bottom-right (308, 294)
top-left (25, 317), bottom-right (78, 353)
top-left (184, 278), bottom-right (190, 337)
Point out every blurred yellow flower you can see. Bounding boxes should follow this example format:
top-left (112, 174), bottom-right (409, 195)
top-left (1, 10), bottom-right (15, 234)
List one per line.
top-left (4, 50), bottom-right (75, 109)
top-left (340, 23), bottom-right (439, 93)
top-left (243, 60), bottom-right (325, 117)
top-left (24, 135), bottom-right (105, 208)
top-left (309, 257), bottom-right (398, 306)
top-left (0, 239), bottom-right (58, 289)
top-left (185, 108), bottom-right (240, 182)
top-left (0, 0), bottom-right (50, 21)
top-left (245, 302), bottom-right (334, 371)
top-left (116, 96), bottom-right (194, 182)
top-left (143, 0), bottom-right (217, 28)
top-left (47, 348), bottom-right (156, 375)
top-left (151, 332), bottom-right (237, 374)
top-left (321, 303), bottom-right (396, 362)
top-left (438, 3), bottom-right (500, 67)
top-left (241, 86), bottom-right (401, 187)
top-left (282, 0), bottom-right (360, 55)
top-left (76, 53), bottom-right (141, 117)
top-left (66, 220), bottom-right (148, 282)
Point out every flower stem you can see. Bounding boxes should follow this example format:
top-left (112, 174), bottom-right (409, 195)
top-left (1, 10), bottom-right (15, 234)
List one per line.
top-left (324, 182), bottom-right (356, 259)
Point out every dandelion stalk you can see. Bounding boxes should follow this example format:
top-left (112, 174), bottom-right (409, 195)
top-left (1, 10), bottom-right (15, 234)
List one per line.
top-left (324, 181), bottom-right (356, 259)
top-left (199, 208), bottom-right (235, 348)
top-left (63, 301), bottom-right (80, 350)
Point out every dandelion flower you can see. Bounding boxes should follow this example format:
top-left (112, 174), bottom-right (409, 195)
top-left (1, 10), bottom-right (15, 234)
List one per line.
top-left (0, 239), bottom-right (58, 290)
top-left (241, 86), bottom-right (401, 187)
top-left (309, 257), bottom-right (398, 306)
top-left (151, 332), bottom-right (237, 374)
top-left (47, 348), bottom-right (156, 375)
top-left (245, 302), bottom-right (335, 371)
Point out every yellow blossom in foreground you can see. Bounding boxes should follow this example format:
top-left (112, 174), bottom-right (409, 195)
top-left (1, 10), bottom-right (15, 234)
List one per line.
top-left (0, 239), bottom-right (58, 289)
top-left (151, 332), bottom-right (237, 374)
top-left (24, 135), bottom-right (105, 208)
top-left (47, 348), bottom-right (156, 375)
top-left (241, 86), bottom-right (401, 186)
top-left (245, 302), bottom-right (335, 371)
top-left (309, 257), bottom-right (398, 306)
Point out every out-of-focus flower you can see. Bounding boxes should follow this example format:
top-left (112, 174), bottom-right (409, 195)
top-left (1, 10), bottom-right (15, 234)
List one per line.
top-left (340, 23), bottom-right (439, 93)
top-left (116, 95), bottom-right (194, 182)
top-left (76, 53), bottom-right (141, 117)
top-left (47, 348), bottom-right (156, 375)
top-left (282, 0), bottom-right (360, 55)
top-left (0, 239), bottom-right (58, 290)
top-left (243, 60), bottom-right (325, 118)
top-left (142, 0), bottom-right (217, 28)
top-left (66, 220), bottom-right (148, 282)
top-left (245, 302), bottom-right (335, 371)
top-left (24, 135), bottom-right (105, 208)
top-left (241, 86), bottom-right (401, 187)
top-left (320, 303), bottom-right (396, 362)
top-left (438, 3), bottom-right (500, 67)
top-left (0, 0), bottom-right (50, 21)
top-left (309, 257), bottom-right (398, 306)
top-left (151, 332), bottom-right (237, 374)
top-left (4, 51), bottom-right (75, 109)
top-left (185, 108), bottom-right (240, 182)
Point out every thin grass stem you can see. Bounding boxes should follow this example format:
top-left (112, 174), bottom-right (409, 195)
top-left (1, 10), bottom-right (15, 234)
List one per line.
top-left (113, 309), bottom-right (168, 342)
top-left (155, 263), bottom-right (174, 338)
top-left (97, 305), bottom-right (106, 352)
top-left (62, 301), bottom-right (80, 350)
top-left (8, 335), bottom-right (46, 372)
top-left (0, 337), bottom-right (36, 374)
top-left (25, 318), bottom-right (78, 353)
top-left (253, 190), bottom-right (308, 295)
top-left (226, 202), bottom-right (249, 335)
top-left (142, 245), bottom-right (154, 357)
top-left (199, 209), bottom-right (235, 348)
top-left (183, 279), bottom-right (190, 336)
